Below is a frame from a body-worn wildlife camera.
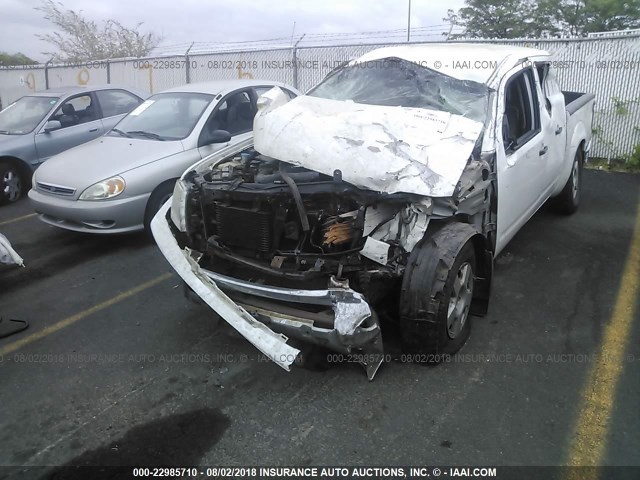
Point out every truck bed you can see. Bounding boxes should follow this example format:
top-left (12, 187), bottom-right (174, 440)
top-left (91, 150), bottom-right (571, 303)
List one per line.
top-left (563, 91), bottom-right (596, 116)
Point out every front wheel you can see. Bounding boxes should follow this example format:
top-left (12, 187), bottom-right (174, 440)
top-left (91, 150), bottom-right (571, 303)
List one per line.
top-left (144, 181), bottom-right (175, 234)
top-left (0, 162), bottom-right (24, 205)
top-left (399, 233), bottom-right (476, 358)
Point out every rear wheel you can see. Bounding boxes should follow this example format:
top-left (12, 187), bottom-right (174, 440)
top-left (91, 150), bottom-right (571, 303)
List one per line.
top-left (144, 181), bottom-right (175, 234)
top-left (0, 162), bottom-right (24, 205)
top-left (550, 148), bottom-right (583, 215)
top-left (399, 233), bottom-right (476, 359)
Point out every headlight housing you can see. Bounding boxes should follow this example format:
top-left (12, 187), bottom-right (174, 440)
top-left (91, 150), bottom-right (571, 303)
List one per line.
top-left (79, 176), bottom-right (126, 200)
top-left (170, 179), bottom-right (188, 232)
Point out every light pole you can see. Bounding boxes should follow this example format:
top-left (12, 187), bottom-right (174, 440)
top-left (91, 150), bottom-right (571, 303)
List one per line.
top-left (407, 0), bottom-right (412, 42)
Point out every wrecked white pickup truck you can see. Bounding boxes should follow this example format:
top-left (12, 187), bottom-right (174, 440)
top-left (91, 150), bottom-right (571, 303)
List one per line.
top-left (152, 44), bottom-right (595, 379)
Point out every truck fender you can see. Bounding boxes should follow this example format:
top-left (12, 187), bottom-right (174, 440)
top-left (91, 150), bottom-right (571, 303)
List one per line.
top-left (401, 222), bottom-right (494, 319)
top-left (553, 122), bottom-right (587, 197)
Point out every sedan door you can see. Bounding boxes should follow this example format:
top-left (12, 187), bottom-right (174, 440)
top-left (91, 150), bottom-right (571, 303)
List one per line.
top-left (34, 92), bottom-right (104, 163)
top-left (197, 88), bottom-right (256, 158)
top-left (94, 89), bottom-right (145, 131)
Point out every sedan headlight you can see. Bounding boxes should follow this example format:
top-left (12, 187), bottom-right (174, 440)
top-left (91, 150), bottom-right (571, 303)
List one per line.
top-left (170, 179), bottom-right (188, 232)
top-left (79, 176), bottom-right (126, 200)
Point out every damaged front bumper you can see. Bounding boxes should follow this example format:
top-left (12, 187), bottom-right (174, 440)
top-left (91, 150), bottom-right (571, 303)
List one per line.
top-left (151, 202), bottom-right (384, 380)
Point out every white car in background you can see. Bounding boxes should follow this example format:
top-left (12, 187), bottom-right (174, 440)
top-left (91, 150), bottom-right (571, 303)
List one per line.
top-left (29, 80), bottom-right (299, 234)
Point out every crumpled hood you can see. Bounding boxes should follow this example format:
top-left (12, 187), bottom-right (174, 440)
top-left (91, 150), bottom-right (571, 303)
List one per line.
top-left (34, 135), bottom-right (184, 194)
top-left (254, 91), bottom-right (484, 197)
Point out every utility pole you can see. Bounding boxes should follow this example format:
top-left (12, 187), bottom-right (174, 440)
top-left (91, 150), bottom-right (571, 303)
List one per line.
top-left (407, 0), bottom-right (412, 42)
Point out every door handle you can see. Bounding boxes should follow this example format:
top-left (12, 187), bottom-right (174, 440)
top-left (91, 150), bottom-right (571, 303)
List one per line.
top-left (539, 145), bottom-right (548, 156)
top-left (89, 128), bottom-right (98, 133)
top-left (555, 126), bottom-right (563, 135)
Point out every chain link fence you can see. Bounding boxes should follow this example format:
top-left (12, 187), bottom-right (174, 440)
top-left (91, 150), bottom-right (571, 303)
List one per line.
top-left (1, 35), bottom-right (640, 160)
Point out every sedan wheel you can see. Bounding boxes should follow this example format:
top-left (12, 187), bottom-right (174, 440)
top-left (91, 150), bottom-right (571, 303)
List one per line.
top-left (0, 163), bottom-right (23, 204)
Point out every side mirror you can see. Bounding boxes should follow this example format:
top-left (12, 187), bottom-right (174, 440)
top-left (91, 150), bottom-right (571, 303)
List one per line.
top-left (200, 129), bottom-right (231, 146)
top-left (44, 120), bottom-right (62, 133)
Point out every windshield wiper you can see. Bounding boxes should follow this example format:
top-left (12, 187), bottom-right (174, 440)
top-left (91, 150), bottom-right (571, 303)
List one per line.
top-left (127, 130), bottom-right (165, 141)
top-left (0, 130), bottom-right (9, 134)
top-left (111, 128), bottom-right (132, 138)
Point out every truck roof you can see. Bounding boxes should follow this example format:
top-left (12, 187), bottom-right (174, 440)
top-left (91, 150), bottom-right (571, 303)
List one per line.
top-left (161, 79), bottom-right (294, 96)
top-left (356, 43), bottom-right (551, 85)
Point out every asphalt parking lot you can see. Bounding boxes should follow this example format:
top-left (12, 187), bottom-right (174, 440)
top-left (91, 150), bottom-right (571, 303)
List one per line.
top-left (0, 169), bottom-right (639, 474)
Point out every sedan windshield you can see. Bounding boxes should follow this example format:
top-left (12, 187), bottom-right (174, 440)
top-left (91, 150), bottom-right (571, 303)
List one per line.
top-left (112, 92), bottom-right (214, 141)
top-left (308, 57), bottom-right (489, 123)
top-left (0, 96), bottom-right (58, 134)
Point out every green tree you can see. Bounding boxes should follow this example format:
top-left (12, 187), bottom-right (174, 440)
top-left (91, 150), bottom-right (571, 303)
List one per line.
top-left (35, 0), bottom-right (162, 61)
top-left (0, 52), bottom-right (37, 66)
top-left (560, 0), bottom-right (640, 35)
top-left (449, 0), bottom-right (540, 39)
top-left (451, 0), bottom-right (640, 38)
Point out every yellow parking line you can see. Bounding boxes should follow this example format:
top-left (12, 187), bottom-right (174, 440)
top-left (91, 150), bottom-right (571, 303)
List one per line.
top-left (0, 212), bottom-right (37, 226)
top-left (0, 272), bottom-right (172, 356)
top-left (566, 199), bottom-right (640, 477)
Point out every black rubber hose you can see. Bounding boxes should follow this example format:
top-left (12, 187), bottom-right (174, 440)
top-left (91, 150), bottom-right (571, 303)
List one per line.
top-left (279, 162), bottom-right (310, 232)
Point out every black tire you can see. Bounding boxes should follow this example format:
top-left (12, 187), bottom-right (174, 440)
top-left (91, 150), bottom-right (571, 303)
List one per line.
top-left (399, 234), bottom-right (476, 359)
top-left (0, 162), bottom-right (24, 205)
top-left (549, 148), bottom-right (583, 215)
top-left (144, 181), bottom-right (175, 234)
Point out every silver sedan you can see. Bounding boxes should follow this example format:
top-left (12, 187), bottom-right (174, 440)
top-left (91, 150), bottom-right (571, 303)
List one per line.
top-left (0, 85), bottom-right (148, 205)
top-left (28, 80), bottom-right (298, 234)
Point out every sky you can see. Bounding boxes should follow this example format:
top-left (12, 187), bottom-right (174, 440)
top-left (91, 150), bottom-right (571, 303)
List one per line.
top-left (1, 0), bottom-right (467, 62)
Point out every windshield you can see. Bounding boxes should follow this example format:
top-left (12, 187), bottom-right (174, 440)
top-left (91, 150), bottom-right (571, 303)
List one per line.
top-left (0, 96), bottom-right (58, 134)
top-left (111, 92), bottom-right (214, 141)
top-left (308, 57), bottom-right (489, 123)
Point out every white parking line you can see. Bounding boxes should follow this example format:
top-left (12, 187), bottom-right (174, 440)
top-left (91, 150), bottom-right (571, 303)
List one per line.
top-left (0, 212), bottom-right (37, 226)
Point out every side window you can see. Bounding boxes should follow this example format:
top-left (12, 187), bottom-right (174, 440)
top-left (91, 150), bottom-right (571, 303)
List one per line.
top-left (96, 90), bottom-right (142, 118)
top-left (50, 94), bottom-right (97, 128)
top-left (502, 69), bottom-right (541, 150)
top-left (203, 91), bottom-right (254, 137)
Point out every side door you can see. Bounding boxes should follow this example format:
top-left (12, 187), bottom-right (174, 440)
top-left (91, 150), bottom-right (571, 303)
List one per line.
top-left (495, 67), bottom-right (550, 253)
top-left (535, 63), bottom-right (567, 187)
top-left (94, 89), bottom-right (144, 131)
top-left (197, 89), bottom-right (256, 158)
top-left (34, 92), bottom-right (104, 163)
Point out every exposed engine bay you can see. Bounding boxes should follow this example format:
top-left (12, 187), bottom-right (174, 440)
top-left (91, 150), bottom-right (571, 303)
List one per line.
top-left (182, 150), bottom-right (432, 301)
top-left (163, 144), bottom-right (495, 380)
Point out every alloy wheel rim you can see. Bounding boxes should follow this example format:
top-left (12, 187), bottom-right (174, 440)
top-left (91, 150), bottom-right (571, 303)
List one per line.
top-left (3, 169), bottom-right (21, 202)
top-left (447, 262), bottom-right (474, 339)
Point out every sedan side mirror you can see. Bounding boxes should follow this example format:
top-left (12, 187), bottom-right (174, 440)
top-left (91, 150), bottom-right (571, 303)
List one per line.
top-left (199, 129), bottom-right (231, 147)
top-left (44, 120), bottom-right (62, 133)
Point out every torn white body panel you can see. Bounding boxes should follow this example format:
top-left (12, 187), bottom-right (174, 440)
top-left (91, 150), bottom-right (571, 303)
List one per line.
top-left (360, 237), bottom-right (390, 265)
top-left (254, 92), bottom-right (484, 197)
top-left (151, 201), bottom-right (300, 371)
top-left (362, 199), bottom-right (432, 253)
top-left (0, 233), bottom-right (24, 267)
